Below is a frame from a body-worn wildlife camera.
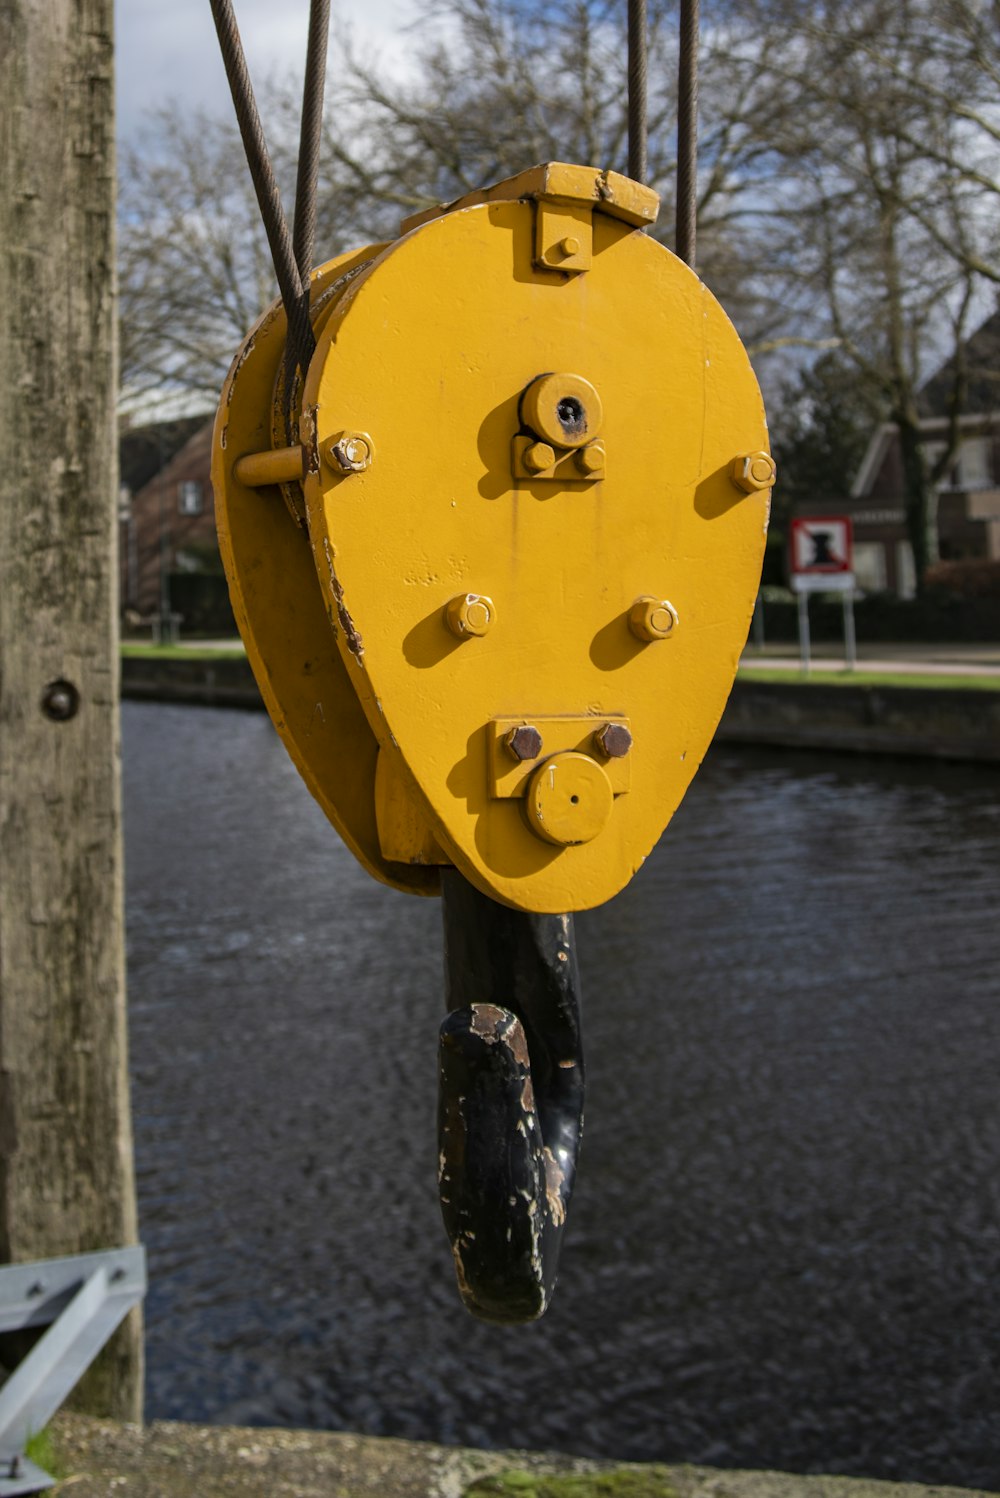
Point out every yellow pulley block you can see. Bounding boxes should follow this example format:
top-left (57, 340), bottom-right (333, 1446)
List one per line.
top-left (213, 163), bottom-right (773, 914)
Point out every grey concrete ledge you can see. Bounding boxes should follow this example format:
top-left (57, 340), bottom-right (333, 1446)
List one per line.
top-left (716, 679), bottom-right (999, 763)
top-left (120, 656), bottom-right (1000, 763)
top-left (121, 653), bottom-right (262, 710)
top-left (49, 1415), bottom-right (998, 1498)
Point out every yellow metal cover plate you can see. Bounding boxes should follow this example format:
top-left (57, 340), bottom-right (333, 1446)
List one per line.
top-left (302, 198), bottom-right (770, 912)
top-left (212, 249), bottom-right (438, 897)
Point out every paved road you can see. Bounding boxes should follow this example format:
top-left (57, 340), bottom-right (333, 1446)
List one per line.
top-left (741, 642), bottom-right (1000, 675)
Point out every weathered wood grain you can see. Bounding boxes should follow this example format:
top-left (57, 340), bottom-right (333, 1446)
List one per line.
top-left (0, 0), bottom-right (142, 1419)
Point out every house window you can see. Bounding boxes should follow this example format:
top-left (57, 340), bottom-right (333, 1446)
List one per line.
top-left (178, 480), bottom-right (203, 515)
top-left (853, 541), bottom-right (887, 593)
top-left (925, 435), bottom-right (994, 492)
top-left (895, 541), bottom-right (917, 599)
top-left (955, 437), bottom-right (993, 491)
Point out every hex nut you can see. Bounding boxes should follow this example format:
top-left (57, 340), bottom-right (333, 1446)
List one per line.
top-left (595, 722), bottom-right (633, 759)
top-left (730, 450), bottom-right (775, 493)
top-left (524, 441), bottom-right (556, 473)
top-left (329, 432), bottom-right (374, 473)
top-left (506, 724), bottom-right (544, 761)
top-left (629, 596), bottom-right (678, 642)
top-left (575, 442), bottom-right (605, 476)
top-left (445, 593), bottom-right (495, 638)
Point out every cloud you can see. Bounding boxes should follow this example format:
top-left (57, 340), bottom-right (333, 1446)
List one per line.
top-left (115, 0), bottom-right (421, 144)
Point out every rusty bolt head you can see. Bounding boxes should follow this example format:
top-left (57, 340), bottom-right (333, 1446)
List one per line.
top-left (730, 450), bottom-right (775, 494)
top-left (523, 440), bottom-right (555, 473)
top-left (595, 722), bottom-right (633, 758)
top-left (329, 432), bottom-right (374, 473)
top-left (575, 442), bottom-right (605, 476)
top-left (506, 724), bottom-right (543, 761)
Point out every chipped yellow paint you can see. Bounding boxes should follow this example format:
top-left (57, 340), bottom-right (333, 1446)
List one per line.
top-left (211, 246), bottom-right (438, 897)
top-left (399, 161), bottom-right (660, 235)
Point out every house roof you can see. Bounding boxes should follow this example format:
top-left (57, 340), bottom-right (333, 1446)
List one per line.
top-left (851, 310), bottom-right (1000, 497)
top-left (119, 415), bottom-right (211, 494)
top-left (918, 309), bottom-right (1000, 418)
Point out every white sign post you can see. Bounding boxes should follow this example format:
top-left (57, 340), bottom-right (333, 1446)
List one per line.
top-left (789, 516), bottom-right (856, 675)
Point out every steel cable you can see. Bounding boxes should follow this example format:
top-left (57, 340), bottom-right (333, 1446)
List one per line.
top-left (676, 0), bottom-right (699, 268)
top-left (627, 0), bottom-right (648, 184)
top-left (293, 0), bottom-right (330, 284)
top-left (283, 0), bottom-right (331, 438)
top-left (208, 0), bottom-right (316, 382)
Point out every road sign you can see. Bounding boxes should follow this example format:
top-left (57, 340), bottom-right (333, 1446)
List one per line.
top-left (790, 515), bottom-right (853, 578)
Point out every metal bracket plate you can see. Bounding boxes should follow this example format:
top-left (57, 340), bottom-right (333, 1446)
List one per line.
top-left (511, 435), bottom-right (606, 484)
top-left (534, 201), bottom-right (592, 272)
top-left (488, 716), bottom-right (631, 799)
top-left (0, 1247), bottom-right (146, 1496)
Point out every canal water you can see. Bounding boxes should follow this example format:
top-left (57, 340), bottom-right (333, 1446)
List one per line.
top-left (122, 702), bottom-right (1000, 1490)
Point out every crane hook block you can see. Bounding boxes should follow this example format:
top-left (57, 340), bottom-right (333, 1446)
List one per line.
top-left (212, 163), bottom-right (773, 914)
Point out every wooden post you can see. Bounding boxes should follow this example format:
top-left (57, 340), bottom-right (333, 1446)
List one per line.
top-left (0, 0), bottom-right (143, 1420)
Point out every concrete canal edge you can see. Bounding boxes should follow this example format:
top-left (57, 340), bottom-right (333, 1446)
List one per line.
top-left (120, 654), bottom-right (999, 763)
top-left (715, 677), bottom-right (999, 762)
top-left (48, 1413), bottom-right (1000, 1498)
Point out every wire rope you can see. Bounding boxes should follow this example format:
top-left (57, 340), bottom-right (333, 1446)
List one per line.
top-left (293, 0), bottom-right (331, 285)
top-left (627, 0), bottom-right (648, 184)
top-left (675, 0), bottom-right (699, 268)
top-left (208, 0), bottom-right (318, 382)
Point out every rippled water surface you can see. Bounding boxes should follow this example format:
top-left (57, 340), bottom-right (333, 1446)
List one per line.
top-left (122, 703), bottom-right (1000, 1489)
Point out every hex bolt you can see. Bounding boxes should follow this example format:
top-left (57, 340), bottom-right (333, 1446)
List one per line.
top-left (445, 593), bottom-right (495, 639)
top-left (506, 724), bottom-right (543, 762)
top-left (523, 441), bottom-right (555, 473)
top-left (574, 443), bottom-right (605, 476)
top-left (558, 236), bottom-right (581, 257)
top-left (729, 450), bottom-right (776, 493)
top-left (329, 432), bottom-right (374, 473)
top-left (41, 679), bottom-right (80, 722)
top-left (628, 597), bottom-right (678, 642)
top-left (595, 723), bottom-right (633, 758)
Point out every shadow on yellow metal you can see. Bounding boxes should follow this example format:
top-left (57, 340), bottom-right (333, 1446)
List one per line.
top-left (212, 247), bottom-right (439, 897)
top-left (213, 164), bottom-right (772, 913)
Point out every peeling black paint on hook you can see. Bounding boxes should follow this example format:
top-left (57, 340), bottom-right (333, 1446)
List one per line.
top-left (437, 871), bottom-right (584, 1324)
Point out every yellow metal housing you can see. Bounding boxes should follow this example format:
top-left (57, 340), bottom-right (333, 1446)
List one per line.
top-left (213, 162), bottom-right (772, 913)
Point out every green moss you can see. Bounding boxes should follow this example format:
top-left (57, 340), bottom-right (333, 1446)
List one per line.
top-left (738, 666), bottom-right (1000, 691)
top-left (24, 1426), bottom-right (66, 1480)
top-left (464, 1467), bottom-right (679, 1498)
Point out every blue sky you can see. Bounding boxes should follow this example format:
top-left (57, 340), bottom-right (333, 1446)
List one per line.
top-left (115, 0), bottom-right (420, 143)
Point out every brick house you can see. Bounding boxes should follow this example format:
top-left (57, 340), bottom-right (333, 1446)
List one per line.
top-left (842, 313), bottom-right (1000, 596)
top-left (119, 416), bottom-right (216, 616)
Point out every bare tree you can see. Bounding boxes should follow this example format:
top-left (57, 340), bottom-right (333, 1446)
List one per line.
top-left (118, 0), bottom-right (795, 401)
top-left (118, 0), bottom-right (1000, 589)
top-left (119, 108), bottom-right (289, 409)
top-left (740, 0), bottom-right (1000, 586)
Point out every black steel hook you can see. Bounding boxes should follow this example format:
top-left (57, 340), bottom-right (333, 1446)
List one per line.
top-left (437, 870), bottom-right (584, 1323)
